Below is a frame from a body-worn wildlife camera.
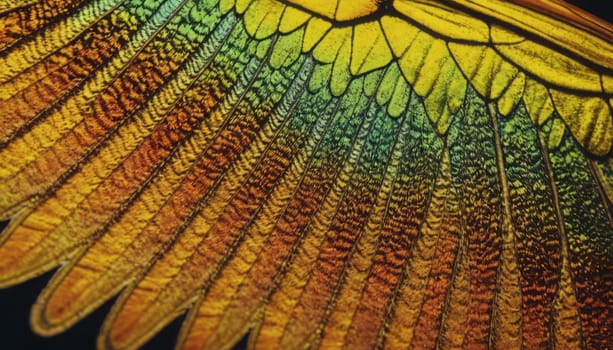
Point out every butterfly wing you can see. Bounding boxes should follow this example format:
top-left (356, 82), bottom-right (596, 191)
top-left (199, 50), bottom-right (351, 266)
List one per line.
top-left (0, 0), bottom-right (611, 349)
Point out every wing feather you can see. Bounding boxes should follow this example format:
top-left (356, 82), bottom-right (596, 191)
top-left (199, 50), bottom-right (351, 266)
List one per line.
top-left (0, 1), bottom-right (611, 350)
top-left (221, 0), bottom-right (613, 155)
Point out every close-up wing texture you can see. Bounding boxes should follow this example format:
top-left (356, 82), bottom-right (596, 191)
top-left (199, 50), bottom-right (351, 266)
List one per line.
top-left (0, 0), bottom-right (611, 349)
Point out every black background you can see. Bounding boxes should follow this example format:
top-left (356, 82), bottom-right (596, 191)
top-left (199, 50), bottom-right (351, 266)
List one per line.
top-left (0, 2), bottom-right (610, 349)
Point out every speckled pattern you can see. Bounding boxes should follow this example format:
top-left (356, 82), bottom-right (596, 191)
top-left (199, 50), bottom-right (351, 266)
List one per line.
top-left (0, 1), bottom-right (611, 349)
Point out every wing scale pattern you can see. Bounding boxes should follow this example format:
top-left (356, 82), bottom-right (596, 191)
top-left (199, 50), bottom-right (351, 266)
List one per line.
top-left (0, 0), bottom-right (611, 349)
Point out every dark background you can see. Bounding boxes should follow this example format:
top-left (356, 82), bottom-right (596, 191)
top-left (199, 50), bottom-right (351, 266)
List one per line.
top-left (559, 0), bottom-right (612, 22)
top-left (0, 2), bottom-right (610, 349)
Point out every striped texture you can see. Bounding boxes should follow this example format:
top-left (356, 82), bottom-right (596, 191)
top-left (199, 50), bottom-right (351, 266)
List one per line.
top-left (0, 1), bottom-right (611, 349)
